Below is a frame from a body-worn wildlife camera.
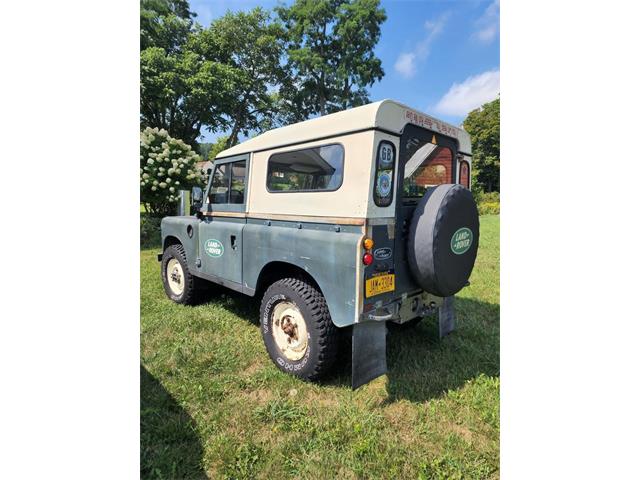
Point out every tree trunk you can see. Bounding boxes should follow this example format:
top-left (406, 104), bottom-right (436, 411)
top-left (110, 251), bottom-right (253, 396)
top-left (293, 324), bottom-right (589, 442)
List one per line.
top-left (226, 117), bottom-right (243, 148)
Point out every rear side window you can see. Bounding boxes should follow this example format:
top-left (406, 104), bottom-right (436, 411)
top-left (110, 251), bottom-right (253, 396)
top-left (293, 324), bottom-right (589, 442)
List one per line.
top-left (266, 144), bottom-right (344, 192)
top-left (403, 145), bottom-right (453, 203)
top-left (459, 160), bottom-right (470, 189)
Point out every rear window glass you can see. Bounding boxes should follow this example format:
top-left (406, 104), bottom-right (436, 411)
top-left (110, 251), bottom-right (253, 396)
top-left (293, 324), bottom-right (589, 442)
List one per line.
top-left (403, 145), bottom-right (453, 203)
top-left (267, 144), bottom-right (344, 192)
top-left (459, 160), bottom-right (470, 189)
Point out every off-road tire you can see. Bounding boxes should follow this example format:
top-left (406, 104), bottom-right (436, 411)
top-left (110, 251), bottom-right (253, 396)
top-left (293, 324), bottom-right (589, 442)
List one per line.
top-left (161, 244), bottom-right (200, 305)
top-left (260, 278), bottom-right (338, 381)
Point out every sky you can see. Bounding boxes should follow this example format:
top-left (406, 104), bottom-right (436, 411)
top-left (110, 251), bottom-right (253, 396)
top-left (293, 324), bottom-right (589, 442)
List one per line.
top-left (190, 0), bottom-right (500, 143)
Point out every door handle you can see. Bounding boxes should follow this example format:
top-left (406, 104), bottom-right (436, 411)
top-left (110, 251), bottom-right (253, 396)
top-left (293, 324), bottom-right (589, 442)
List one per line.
top-left (230, 235), bottom-right (237, 250)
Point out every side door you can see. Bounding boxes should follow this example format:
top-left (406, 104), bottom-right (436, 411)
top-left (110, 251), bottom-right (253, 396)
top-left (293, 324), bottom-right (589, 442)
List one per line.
top-left (198, 155), bottom-right (249, 288)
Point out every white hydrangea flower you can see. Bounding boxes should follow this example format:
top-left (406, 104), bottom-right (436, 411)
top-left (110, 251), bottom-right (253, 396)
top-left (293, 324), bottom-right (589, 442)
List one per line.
top-left (142, 173), bottom-right (149, 179)
top-left (151, 186), bottom-right (157, 191)
top-left (159, 182), bottom-right (167, 188)
top-left (169, 187), bottom-right (175, 193)
top-left (147, 159), bottom-right (154, 165)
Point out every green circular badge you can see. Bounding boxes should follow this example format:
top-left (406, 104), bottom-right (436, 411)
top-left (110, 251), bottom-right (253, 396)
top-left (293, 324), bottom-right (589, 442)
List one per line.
top-left (451, 227), bottom-right (473, 255)
top-left (205, 239), bottom-right (224, 257)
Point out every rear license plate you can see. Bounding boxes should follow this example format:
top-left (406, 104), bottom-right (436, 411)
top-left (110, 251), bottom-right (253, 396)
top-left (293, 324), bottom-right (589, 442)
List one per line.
top-left (365, 273), bottom-right (395, 297)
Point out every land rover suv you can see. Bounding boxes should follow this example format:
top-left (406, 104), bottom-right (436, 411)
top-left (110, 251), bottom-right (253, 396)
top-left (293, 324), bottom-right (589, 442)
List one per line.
top-left (159, 99), bottom-right (479, 388)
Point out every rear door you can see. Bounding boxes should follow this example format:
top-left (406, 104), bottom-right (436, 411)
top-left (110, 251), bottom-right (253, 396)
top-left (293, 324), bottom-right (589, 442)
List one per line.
top-left (394, 124), bottom-right (459, 295)
top-left (199, 156), bottom-right (249, 287)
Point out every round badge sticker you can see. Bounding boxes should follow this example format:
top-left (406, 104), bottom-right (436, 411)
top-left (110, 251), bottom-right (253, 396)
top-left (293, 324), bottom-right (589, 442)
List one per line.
top-left (204, 239), bottom-right (224, 257)
top-left (376, 172), bottom-right (392, 197)
top-left (450, 227), bottom-right (473, 255)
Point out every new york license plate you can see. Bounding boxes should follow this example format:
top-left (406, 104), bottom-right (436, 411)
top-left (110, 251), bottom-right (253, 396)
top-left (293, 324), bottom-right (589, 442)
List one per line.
top-left (365, 273), bottom-right (395, 297)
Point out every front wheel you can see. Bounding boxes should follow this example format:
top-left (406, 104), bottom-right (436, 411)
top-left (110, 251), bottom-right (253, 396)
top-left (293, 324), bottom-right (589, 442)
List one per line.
top-left (161, 244), bottom-right (200, 305)
top-left (260, 278), bottom-right (338, 381)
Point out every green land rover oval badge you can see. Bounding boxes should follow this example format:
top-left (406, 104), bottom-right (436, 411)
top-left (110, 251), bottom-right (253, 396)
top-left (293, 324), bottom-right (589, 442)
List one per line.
top-left (205, 239), bottom-right (224, 258)
top-left (451, 227), bottom-right (473, 255)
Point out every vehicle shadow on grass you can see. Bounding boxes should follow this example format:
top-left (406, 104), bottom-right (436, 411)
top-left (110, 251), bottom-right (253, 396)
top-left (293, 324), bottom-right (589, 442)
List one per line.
top-left (194, 288), bottom-right (499, 404)
top-left (140, 365), bottom-right (206, 480)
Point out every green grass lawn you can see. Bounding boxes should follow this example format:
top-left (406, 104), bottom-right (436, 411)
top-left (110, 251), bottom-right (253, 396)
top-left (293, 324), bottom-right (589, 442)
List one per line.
top-left (141, 215), bottom-right (500, 479)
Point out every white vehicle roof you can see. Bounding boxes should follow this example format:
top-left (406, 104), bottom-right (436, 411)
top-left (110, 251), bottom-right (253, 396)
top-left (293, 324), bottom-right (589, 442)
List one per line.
top-left (216, 99), bottom-right (472, 159)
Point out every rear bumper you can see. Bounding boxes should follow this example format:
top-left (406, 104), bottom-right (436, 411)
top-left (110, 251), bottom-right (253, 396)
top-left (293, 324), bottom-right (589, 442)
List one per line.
top-left (360, 290), bottom-right (442, 324)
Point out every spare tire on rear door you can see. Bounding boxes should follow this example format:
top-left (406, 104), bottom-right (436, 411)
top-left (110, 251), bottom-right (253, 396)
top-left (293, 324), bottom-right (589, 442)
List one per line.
top-left (407, 184), bottom-right (479, 297)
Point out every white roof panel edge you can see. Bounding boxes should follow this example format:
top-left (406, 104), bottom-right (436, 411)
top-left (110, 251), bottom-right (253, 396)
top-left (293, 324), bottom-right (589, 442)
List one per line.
top-left (216, 99), bottom-right (471, 159)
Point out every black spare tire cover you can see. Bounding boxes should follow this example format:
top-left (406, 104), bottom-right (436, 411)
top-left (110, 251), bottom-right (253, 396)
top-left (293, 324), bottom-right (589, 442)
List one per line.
top-left (407, 184), bottom-right (479, 297)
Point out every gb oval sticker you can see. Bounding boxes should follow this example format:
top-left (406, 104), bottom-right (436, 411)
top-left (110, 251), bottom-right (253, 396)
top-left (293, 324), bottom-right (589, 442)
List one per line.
top-left (204, 239), bottom-right (224, 257)
top-left (451, 227), bottom-right (473, 255)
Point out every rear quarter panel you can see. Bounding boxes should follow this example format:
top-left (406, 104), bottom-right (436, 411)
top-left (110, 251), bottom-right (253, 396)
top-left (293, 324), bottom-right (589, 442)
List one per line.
top-left (243, 219), bottom-right (364, 328)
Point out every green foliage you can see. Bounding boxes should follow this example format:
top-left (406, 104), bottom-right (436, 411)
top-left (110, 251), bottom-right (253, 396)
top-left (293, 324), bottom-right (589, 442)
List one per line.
top-left (140, 0), bottom-right (194, 52)
top-left (463, 97), bottom-right (500, 193)
top-left (140, 45), bottom-right (238, 147)
top-left (476, 191), bottom-right (500, 215)
top-left (202, 8), bottom-right (288, 147)
top-left (276, 0), bottom-right (386, 119)
top-left (140, 214), bottom-right (162, 249)
top-left (208, 135), bottom-right (229, 160)
top-left (140, 0), bottom-right (389, 146)
top-left (140, 127), bottom-right (205, 216)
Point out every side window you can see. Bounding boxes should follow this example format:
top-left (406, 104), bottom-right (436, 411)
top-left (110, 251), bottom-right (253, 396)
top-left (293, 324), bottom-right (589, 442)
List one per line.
top-left (230, 161), bottom-right (246, 204)
top-left (459, 160), bottom-right (470, 189)
top-left (266, 144), bottom-right (344, 192)
top-left (208, 164), bottom-right (230, 204)
top-left (403, 144), bottom-right (453, 204)
top-left (207, 160), bottom-right (247, 204)
top-left (374, 141), bottom-right (396, 207)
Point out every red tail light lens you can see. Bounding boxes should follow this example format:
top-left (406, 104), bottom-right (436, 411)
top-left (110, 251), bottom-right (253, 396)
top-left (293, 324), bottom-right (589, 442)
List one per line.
top-left (363, 253), bottom-right (373, 265)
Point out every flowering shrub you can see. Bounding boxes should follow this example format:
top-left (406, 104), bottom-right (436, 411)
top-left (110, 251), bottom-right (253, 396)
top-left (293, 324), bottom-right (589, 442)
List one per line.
top-left (140, 127), bottom-right (206, 216)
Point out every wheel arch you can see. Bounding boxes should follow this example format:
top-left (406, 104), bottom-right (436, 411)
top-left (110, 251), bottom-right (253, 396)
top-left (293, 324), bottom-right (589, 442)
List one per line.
top-left (254, 261), bottom-right (323, 300)
top-left (163, 235), bottom-right (182, 251)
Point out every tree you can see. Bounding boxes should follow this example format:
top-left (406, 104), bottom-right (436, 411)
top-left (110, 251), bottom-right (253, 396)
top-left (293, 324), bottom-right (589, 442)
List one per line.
top-left (140, 44), bottom-right (238, 147)
top-left (140, 0), bottom-right (194, 52)
top-left (208, 135), bottom-right (230, 160)
top-left (463, 97), bottom-right (500, 192)
top-left (277, 0), bottom-right (386, 119)
top-left (140, 127), bottom-right (206, 216)
top-left (199, 8), bottom-right (288, 148)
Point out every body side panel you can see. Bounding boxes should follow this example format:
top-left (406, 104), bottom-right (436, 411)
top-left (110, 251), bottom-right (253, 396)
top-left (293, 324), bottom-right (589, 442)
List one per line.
top-left (160, 216), bottom-right (201, 271)
top-left (243, 218), bottom-right (364, 327)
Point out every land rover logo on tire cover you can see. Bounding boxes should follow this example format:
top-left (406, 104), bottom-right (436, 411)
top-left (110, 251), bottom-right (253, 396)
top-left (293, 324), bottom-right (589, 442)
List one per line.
top-left (205, 239), bottom-right (224, 257)
top-left (374, 247), bottom-right (392, 260)
top-left (451, 227), bottom-right (473, 255)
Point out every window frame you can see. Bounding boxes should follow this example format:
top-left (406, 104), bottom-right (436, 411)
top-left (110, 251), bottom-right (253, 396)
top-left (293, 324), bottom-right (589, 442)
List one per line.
top-left (202, 154), bottom-right (250, 213)
top-left (458, 159), bottom-right (470, 189)
top-left (265, 142), bottom-right (345, 194)
top-left (402, 144), bottom-right (455, 203)
top-left (373, 140), bottom-right (396, 208)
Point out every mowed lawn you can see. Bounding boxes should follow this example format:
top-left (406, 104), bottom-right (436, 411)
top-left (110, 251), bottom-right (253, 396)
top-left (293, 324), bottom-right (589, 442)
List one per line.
top-left (141, 215), bottom-right (500, 479)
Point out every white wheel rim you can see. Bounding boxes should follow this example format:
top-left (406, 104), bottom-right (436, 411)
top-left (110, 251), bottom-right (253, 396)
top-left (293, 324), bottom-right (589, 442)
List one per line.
top-left (271, 301), bottom-right (309, 361)
top-left (167, 258), bottom-right (184, 296)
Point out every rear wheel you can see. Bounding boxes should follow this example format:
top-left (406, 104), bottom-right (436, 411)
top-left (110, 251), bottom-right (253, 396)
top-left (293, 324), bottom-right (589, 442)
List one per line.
top-left (161, 244), bottom-right (200, 305)
top-left (260, 278), bottom-right (338, 381)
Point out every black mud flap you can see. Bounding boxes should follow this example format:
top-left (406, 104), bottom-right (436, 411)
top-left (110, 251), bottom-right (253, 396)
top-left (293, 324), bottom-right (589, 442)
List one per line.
top-left (351, 321), bottom-right (387, 389)
top-left (438, 296), bottom-right (456, 338)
